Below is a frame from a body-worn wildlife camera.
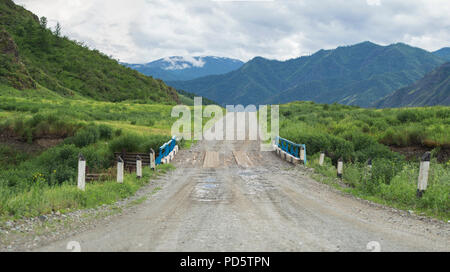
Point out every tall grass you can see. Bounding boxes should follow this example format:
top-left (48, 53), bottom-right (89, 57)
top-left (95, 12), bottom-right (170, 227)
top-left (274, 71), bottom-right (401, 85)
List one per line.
top-left (0, 165), bottom-right (174, 219)
top-left (280, 102), bottom-right (450, 220)
top-left (309, 155), bottom-right (449, 219)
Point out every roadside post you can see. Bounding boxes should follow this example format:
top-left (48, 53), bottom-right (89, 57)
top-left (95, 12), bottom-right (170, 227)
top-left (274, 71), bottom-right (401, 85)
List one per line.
top-left (150, 148), bottom-right (156, 172)
top-left (77, 154), bottom-right (86, 191)
top-left (367, 158), bottom-right (372, 169)
top-left (319, 152), bottom-right (325, 166)
top-left (117, 156), bottom-right (124, 183)
top-left (300, 147), bottom-right (305, 164)
top-left (417, 152), bottom-right (431, 198)
top-left (364, 158), bottom-right (372, 181)
top-left (136, 155), bottom-right (142, 179)
top-left (337, 157), bottom-right (343, 179)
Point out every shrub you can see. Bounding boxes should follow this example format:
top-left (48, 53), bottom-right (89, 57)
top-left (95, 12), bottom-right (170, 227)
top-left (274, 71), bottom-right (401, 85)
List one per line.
top-left (98, 125), bottom-right (113, 140)
top-left (397, 110), bottom-right (419, 123)
top-left (70, 126), bottom-right (100, 148)
top-left (370, 158), bottom-right (404, 186)
top-left (142, 135), bottom-right (172, 152)
top-left (406, 126), bottom-right (427, 146)
top-left (35, 144), bottom-right (79, 184)
top-left (109, 133), bottom-right (142, 153)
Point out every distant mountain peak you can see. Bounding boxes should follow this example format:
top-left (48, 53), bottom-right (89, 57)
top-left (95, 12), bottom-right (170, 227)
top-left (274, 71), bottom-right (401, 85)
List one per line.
top-left (433, 47), bottom-right (450, 61)
top-left (353, 41), bottom-right (379, 46)
top-left (122, 56), bottom-right (244, 81)
top-left (161, 56), bottom-right (206, 70)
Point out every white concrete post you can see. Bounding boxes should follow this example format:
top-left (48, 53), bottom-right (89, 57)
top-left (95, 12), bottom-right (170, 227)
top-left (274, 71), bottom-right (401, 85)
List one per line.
top-left (337, 158), bottom-right (343, 179)
top-left (136, 155), bottom-right (142, 179)
top-left (319, 152), bottom-right (325, 166)
top-left (117, 156), bottom-right (124, 183)
top-left (77, 154), bottom-right (86, 191)
top-left (417, 152), bottom-right (431, 198)
top-left (150, 149), bottom-right (156, 172)
top-left (300, 148), bottom-right (305, 164)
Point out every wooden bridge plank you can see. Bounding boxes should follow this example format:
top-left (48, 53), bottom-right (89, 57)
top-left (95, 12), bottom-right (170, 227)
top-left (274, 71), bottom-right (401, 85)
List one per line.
top-left (203, 152), bottom-right (220, 168)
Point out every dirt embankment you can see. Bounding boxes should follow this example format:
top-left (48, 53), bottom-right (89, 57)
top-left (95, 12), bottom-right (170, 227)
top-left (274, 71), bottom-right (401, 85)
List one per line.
top-left (390, 146), bottom-right (450, 163)
top-left (0, 137), bottom-right (63, 154)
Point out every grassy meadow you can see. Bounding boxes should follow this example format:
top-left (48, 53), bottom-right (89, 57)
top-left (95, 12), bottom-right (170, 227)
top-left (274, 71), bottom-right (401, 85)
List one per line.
top-left (0, 85), bottom-right (204, 220)
top-left (279, 102), bottom-right (450, 220)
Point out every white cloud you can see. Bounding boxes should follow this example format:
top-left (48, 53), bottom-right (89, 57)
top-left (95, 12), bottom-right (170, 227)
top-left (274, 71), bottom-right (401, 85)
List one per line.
top-left (14, 0), bottom-right (450, 63)
top-left (162, 56), bottom-right (206, 70)
top-left (366, 0), bottom-right (381, 6)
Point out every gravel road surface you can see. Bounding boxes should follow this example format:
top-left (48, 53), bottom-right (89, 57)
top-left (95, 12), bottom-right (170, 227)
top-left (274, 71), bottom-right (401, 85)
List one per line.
top-left (34, 113), bottom-right (449, 252)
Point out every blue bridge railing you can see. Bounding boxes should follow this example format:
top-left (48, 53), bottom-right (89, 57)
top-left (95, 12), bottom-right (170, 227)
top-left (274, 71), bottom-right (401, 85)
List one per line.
top-left (275, 136), bottom-right (307, 164)
top-left (156, 136), bottom-right (177, 165)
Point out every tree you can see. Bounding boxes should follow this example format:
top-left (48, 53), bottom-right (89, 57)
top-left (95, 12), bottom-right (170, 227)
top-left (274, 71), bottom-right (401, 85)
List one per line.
top-left (37, 17), bottom-right (50, 52)
top-left (39, 16), bottom-right (48, 29)
top-left (54, 22), bottom-right (61, 37)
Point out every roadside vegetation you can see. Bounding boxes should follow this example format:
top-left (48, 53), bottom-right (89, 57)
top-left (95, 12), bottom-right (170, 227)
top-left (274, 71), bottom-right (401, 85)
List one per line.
top-left (280, 101), bottom-right (450, 220)
top-left (0, 85), bottom-right (201, 220)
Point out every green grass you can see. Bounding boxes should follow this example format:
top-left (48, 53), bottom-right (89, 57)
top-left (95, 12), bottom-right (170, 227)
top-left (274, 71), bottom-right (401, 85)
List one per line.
top-left (280, 102), bottom-right (450, 162)
top-left (280, 102), bottom-right (450, 220)
top-left (308, 154), bottom-right (449, 220)
top-left (0, 165), bottom-right (174, 220)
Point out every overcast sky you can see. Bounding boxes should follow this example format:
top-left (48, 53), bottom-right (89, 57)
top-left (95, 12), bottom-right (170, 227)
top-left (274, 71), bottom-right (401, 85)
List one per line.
top-left (15, 0), bottom-right (450, 63)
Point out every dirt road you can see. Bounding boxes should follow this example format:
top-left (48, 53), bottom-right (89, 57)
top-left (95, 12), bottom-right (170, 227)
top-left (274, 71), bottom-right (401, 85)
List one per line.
top-left (36, 113), bottom-right (449, 252)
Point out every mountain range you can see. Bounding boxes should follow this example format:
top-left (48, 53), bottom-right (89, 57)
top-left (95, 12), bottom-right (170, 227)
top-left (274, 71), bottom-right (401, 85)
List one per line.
top-left (122, 56), bottom-right (244, 82)
top-left (376, 62), bottom-right (450, 108)
top-left (168, 42), bottom-right (446, 107)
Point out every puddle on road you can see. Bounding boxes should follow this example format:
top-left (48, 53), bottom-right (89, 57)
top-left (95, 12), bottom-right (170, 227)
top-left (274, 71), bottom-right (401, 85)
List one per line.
top-left (191, 175), bottom-right (232, 203)
top-left (238, 169), bottom-right (275, 195)
top-left (203, 177), bottom-right (216, 183)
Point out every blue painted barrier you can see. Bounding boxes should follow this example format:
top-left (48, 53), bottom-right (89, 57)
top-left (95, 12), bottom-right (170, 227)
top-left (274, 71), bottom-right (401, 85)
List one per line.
top-left (155, 136), bottom-right (177, 165)
top-left (275, 136), bottom-right (307, 164)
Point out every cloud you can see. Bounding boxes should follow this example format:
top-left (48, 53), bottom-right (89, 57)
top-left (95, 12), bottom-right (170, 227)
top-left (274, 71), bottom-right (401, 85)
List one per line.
top-left (366, 0), bottom-right (381, 6)
top-left (162, 56), bottom-right (206, 70)
top-left (14, 0), bottom-right (450, 63)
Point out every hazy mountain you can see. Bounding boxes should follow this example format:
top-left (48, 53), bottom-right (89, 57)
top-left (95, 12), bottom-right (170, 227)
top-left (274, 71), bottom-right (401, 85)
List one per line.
top-left (169, 42), bottom-right (445, 107)
top-left (0, 0), bottom-right (179, 103)
top-left (433, 47), bottom-right (450, 61)
top-left (122, 56), bottom-right (244, 81)
top-left (376, 62), bottom-right (450, 108)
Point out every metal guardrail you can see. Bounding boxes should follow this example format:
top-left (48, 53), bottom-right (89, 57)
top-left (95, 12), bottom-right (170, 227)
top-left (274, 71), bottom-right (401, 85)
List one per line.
top-left (156, 136), bottom-right (177, 165)
top-left (275, 136), bottom-right (307, 164)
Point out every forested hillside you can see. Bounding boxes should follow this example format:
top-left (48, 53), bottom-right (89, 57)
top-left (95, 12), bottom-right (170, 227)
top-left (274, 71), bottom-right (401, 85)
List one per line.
top-left (169, 42), bottom-right (445, 107)
top-left (377, 62), bottom-right (450, 108)
top-left (433, 48), bottom-right (450, 61)
top-left (0, 0), bottom-right (179, 103)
